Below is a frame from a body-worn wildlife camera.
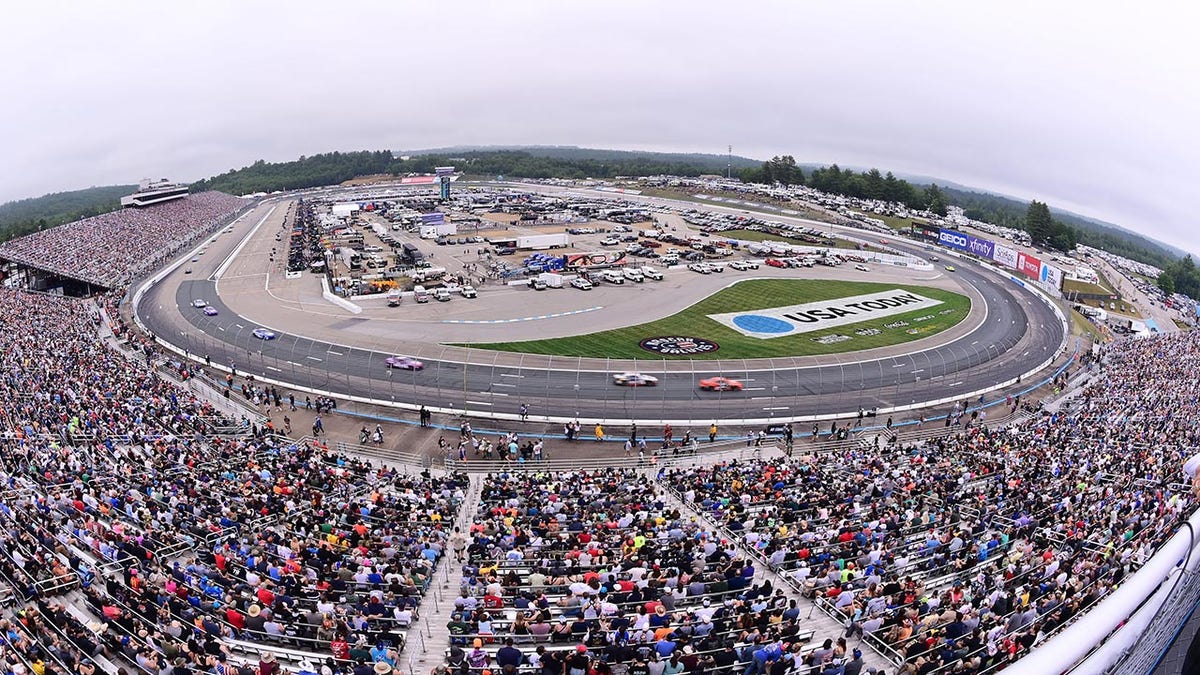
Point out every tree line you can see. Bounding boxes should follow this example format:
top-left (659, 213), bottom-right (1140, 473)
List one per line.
top-left (190, 150), bottom-right (736, 196)
top-left (0, 185), bottom-right (134, 243)
top-left (1157, 256), bottom-right (1200, 298)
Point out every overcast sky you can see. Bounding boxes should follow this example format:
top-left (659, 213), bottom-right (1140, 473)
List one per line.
top-left (3, 1), bottom-right (1197, 256)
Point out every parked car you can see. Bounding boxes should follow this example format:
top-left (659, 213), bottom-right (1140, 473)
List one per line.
top-left (435, 288), bottom-right (452, 301)
top-left (531, 279), bottom-right (548, 291)
top-left (855, 264), bottom-right (871, 272)
top-left (641, 266), bottom-right (664, 280)
top-left (252, 328), bottom-right (277, 340)
top-left (385, 356), bottom-right (424, 370)
top-left (699, 376), bottom-right (744, 391)
top-left (765, 258), bottom-right (787, 268)
top-left (600, 237), bottom-right (620, 246)
top-left (613, 372), bottom-right (659, 387)
top-left (571, 277), bottom-right (594, 290)
top-left (688, 263), bottom-right (711, 274)
top-left (730, 260), bottom-right (759, 270)
top-left (460, 286), bottom-right (478, 298)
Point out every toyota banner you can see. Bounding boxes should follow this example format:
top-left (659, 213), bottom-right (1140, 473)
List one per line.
top-left (1017, 251), bottom-right (1042, 279)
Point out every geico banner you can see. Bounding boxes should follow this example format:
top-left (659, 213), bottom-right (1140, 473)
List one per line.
top-left (965, 235), bottom-right (994, 259)
top-left (938, 228), bottom-right (970, 251)
top-left (1040, 263), bottom-right (1064, 289)
top-left (708, 289), bottom-right (943, 339)
top-left (992, 243), bottom-right (1018, 269)
top-left (1017, 251), bottom-right (1042, 279)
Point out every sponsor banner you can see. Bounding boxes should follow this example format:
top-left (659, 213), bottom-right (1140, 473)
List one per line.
top-left (399, 176), bottom-right (437, 184)
top-left (435, 166), bottom-right (456, 176)
top-left (565, 251), bottom-right (626, 269)
top-left (992, 243), bottom-right (1018, 269)
top-left (1040, 263), bottom-right (1064, 289)
top-left (965, 235), bottom-right (994, 259)
top-left (1017, 251), bottom-right (1042, 279)
top-left (420, 213), bottom-right (445, 225)
top-left (640, 336), bottom-right (719, 355)
top-left (938, 228), bottom-right (970, 251)
top-left (709, 289), bottom-right (943, 339)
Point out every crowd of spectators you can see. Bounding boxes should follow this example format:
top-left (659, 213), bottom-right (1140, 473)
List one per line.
top-left (0, 286), bottom-right (464, 674)
top-left (443, 469), bottom-right (874, 675)
top-left (660, 332), bottom-right (1200, 674)
top-left (0, 191), bottom-right (245, 287)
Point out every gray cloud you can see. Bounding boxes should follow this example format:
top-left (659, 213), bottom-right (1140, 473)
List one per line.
top-left (1, 1), bottom-right (1196, 256)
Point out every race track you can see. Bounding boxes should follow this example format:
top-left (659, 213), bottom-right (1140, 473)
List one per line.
top-left (138, 216), bottom-right (1065, 423)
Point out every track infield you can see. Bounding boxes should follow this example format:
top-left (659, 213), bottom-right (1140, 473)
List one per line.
top-left (460, 278), bottom-right (972, 359)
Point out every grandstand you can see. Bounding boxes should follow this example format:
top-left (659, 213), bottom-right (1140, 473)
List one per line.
top-left (0, 190), bottom-right (246, 293)
top-left (0, 188), bottom-right (1193, 673)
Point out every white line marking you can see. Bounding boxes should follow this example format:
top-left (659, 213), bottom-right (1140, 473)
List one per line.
top-left (491, 392), bottom-right (510, 397)
top-left (465, 400), bottom-right (494, 407)
top-left (327, 350), bottom-right (343, 355)
top-left (762, 406), bottom-right (790, 411)
top-left (307, 356), bottom-right (322, 362)
top-left (949, 381), bottom-right (963, 386)
top-left (287, 362), bottom-right (300, 367)
top-left (500, 373), bottom-right (525, 378)
top-left (743, 387), bottom-right (766, 391)
top-left (235, 324), bottom-right (244, 329)
top-left (493, 383), bottom-right (517, 388)
top-left (266, 366), bottom-right (281, 372)
top-left (750, 396), bottom-right (774, 400)
top-left (911, 369), bottom-right (925, 374)
top-left (217, 327), bottom-right (225, 331)
top-left (892, 363), bottom-right (904, 368)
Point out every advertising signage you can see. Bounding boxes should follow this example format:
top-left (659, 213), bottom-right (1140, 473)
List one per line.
top-left (1017, 251), bottom-right (1042, 279)
top-left (965, 235), bottom-right (994, 259)
top-left (1040, 263), bottom-right (1064, 290)
top-left (420, 212), bottom-right (445, 225)
top-left (992, 243), bottom-right (1018, 269)
top-left (938, 228), bottom-right (970, 251)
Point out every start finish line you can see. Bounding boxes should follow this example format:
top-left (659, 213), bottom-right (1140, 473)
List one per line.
top-left (708, 289), bottom-right (943, 339)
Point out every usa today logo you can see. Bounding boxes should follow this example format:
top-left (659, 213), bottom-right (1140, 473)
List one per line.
top-left (709, 289), bottom-right (943, 339)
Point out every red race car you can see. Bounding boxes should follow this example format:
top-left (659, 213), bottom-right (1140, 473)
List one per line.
top-left (699, 377), bottom-right (744, 391)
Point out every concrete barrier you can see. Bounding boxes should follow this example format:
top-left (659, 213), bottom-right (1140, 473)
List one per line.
top-left (320, 277), bottom-right (362, 314)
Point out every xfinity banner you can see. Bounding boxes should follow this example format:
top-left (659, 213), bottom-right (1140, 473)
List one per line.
top-left (992, 243), bottom-right (1019, 269)
top-left (965, 235), bottom-right (994, 259)
top-left (709, 289), bottom-right (943, 339)
top-left (938, 228), bottom-right (970, 251)
top-left (1017, 251), bottom-right (1042, 279)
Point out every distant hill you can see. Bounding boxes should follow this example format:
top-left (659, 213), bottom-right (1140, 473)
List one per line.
top-left (0, 184), bottom-right (135, 242)
top-left (936, 185), bottom-right (1183, 267)
top-left (405, 145), bottom-right (761, 172)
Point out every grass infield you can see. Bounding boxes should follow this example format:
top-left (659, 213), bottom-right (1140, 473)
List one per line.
top-left (461, 278), bottom-right (971, 360)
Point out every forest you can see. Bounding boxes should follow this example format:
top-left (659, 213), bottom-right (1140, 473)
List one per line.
top-left (0, 184), bottom-right (133, 242)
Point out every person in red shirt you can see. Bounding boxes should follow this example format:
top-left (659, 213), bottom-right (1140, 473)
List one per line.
top-left (330, 634), bottom-right (350, 661)
top-left (226, 606), bottom-right (245, 631)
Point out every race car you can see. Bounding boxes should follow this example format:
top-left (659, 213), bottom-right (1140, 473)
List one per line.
top-left (613, 372), bottom-right (659, 387)
top-left (203, 306), bottom-right (219, 316)
top-left (252, 328), bottom-right (277, 340)
top-left (945, 265), bottom-right (957, 272)
top-left (191, 299), bottom-right (207, 308)
top-left (699, 376), bottom-right (744, 391)
top-left (385, 356), bottom-right (424, 370)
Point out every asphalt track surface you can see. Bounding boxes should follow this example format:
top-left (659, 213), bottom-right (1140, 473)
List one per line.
top-left (139, 220), bottom-right (1065, 423)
